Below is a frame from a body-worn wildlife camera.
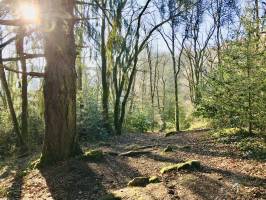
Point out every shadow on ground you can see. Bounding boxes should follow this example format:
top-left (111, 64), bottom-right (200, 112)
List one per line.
top-left (39, 155), bottom-right (142, 200)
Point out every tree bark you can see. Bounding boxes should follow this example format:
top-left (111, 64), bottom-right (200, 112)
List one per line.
top-left (147, 45), bottom-right (155, 131)
top-left (40, 0), bottom-right (81, 165)
top-left (16, 30), bottom-right (28, 143)
top-left (101, 0), bottom-right (112, 133)
top-left (171, 23), bottom-right (180, 132)
top-left (173, 63), bottom-right (180, 132)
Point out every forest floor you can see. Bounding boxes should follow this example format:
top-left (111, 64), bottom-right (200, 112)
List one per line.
top-left (0, 130), bottom-right (265, 200)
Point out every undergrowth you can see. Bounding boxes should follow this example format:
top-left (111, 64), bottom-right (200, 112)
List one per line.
top-left (210, 128), bottom-right (266, 160)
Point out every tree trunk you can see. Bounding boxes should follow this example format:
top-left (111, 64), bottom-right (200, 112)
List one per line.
top-left (171, 23), bottom-right (180, 132)
top-left (114, 92), bottom-right (121, 135)
top-left (247, 33), bottom-right (253, 135)
top-left (101, 0), bottom-right (111, 133)
top-left (40, 0), bottom-right (81, 165)
top-left (0, 50), bottom-right (25, 147)
top-left (16, 30), bottom-right (28, 143)
top-left (147, 46), bottom-right (155, 131)
top-left (174, 75), bottom-right (180, 132)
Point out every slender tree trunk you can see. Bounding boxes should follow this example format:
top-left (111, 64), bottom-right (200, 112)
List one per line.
top-left (114, 93), bottom-right (121, 134)
top-left (255, 0), bottom-right (260, 39)
top-left (147, 46), bottom-right (155, 131)
top-left (216, 0), bottom-right (222, 68)
top-left (141, 70), bottom-right (146, 111)
top-left (0, 90), bottom-right (7, 108)
top-left (77, 57), bottom-right (83, 91)
top-left (129, 75), bottom-right (136, 114)
top-left (174, 75), bottom-right (180, 132)
top-left (161, 75), bottom-right (166, 131)
top-left (171, 24), bottom-right (180, 132)
top-left (101, 0), bottom-right (111, 133)
top-left (247, 33), bottom-right (253, 135)
top-left (0, 50), bottom-right (25, 147)
top-left (16, 30), bottom-right (28, 143)
top-left (40, 0), bottom-right (81, 165)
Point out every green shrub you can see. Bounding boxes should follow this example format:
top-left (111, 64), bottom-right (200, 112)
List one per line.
top-left (210, 128), bottom-right (266, 160)
top-left (0, 110), bottom-right (16, 156)
top-left (77, 90), bottom-right (109, 140)
top-left (238, 138), bottom-right (266, 160)
top-left (126, 110), bottom-right (151, 132)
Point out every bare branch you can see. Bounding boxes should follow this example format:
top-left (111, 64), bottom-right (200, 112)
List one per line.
top-left (3, 65), bottom-right (45, 77)
top-left (2, 54), bottom-right (44, 62)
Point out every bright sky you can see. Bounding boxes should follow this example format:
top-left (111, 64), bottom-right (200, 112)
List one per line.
top-left (0, 0), bottom-right (257, 90)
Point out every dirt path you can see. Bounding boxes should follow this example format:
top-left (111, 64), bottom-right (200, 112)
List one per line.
top-left (0, 130), bottom-right (265, 200)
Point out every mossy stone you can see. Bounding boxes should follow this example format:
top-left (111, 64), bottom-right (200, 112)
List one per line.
top-left (165, 132), bottom-right (177, 137)
top-left (186, 160), bottom-right (201, 169)
top-left (149, 176), bottom-right (160, 183)
top-left (160, 160), bottom-right (201, 174)
top-left (164, 145), bottom-right (173, 152)
top-left (127, 177), bottom-right (149, 187)
top-left (84, 149), bottom-right (104, 160)
top-left (160, 164), bottom-right (182, 174)
top-left (100, 194), bottom-right (121, 200)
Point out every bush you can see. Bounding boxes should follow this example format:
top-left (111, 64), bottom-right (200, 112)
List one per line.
top-left (27, 103), bottom-right (45, 147)
top-left (77, 90), bottom-right (109, 141)
top-left (0, 110), bottom-right (16, 157)
top-left (210, 128), bottom-right (266, 160)
top-left (126, 110), bottom-right (151, 132)
top-left (238, 138), bottom-right (266, 160)
top-left (0, 109), bottom-right (13, 134)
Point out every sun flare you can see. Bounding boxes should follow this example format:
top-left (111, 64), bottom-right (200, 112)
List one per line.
top-left (18, 3), bottom-right (39, 22)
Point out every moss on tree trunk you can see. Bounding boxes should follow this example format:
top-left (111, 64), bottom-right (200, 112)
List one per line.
top-left (40, 0), bottom-right (81, 165)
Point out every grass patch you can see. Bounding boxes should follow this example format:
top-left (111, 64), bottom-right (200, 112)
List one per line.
top-left (187, 117), bottom-right (211, 130)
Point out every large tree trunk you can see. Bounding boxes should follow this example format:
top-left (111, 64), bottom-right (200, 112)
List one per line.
top-left (40, 0), bottom-right (81, 165)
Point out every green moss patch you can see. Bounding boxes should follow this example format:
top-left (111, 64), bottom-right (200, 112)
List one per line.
top-left (160, 160), bottom-right (201, 174)
top-left (28, 157), bottom-right (41, 170)
top-left (83, 149), bottom-right (104, 160)
top-left (149, 176), bottom-right (160, 183)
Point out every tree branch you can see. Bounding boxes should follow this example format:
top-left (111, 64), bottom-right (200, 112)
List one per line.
top-left (2, 54), bottom-right (44, 62)
top-left (3, 65), bottom-right (45, 77)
